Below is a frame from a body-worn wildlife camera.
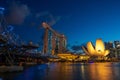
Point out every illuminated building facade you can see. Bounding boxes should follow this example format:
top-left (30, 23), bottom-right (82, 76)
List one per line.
top-left (104, 42), bottom-right (114, 49)
top-left (57, 53), bottom-right (90, 61)
top-left (104, 41), bottom-right (120, 59)
top-left (114, 41), bottom-right (120, 49)
top-left (42, 22), bottom-right (67, 54)
top-left (82, 39), bottom-right (110, 57)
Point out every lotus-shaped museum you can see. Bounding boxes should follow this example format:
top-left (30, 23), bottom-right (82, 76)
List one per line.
top-left (82, 39), bottom-right (109, 56)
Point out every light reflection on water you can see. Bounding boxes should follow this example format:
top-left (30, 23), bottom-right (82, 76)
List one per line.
top-left (0, 62), bottom-right (120, 80)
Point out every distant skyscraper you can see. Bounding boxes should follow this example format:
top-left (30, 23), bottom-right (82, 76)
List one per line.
top-left (114, 41), bottom-right (120, 49)
top-left (104, 42), bottom-right (113, 49)
top-left (114, 41), bottom-right (120, 59)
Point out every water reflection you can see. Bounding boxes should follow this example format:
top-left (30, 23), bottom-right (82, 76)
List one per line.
top-left (0, 62), bottom-right (120, 80)
top-left (87, 63), bottom-right (114, 80)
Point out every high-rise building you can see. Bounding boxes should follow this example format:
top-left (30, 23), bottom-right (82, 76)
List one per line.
top-left (104, 42), bottom-right (114, 49)
top-left (114, 41), bottom-right (120, 49)
top-left (113, 41), bottom-right (120, 59)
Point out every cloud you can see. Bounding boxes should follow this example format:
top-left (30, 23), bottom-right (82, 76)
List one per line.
top-left (5, 0), bottom-right (30, 24)
top-left (35, 11), bottom-right (49, 18)
top-left (36, 11), bottom-right (61, 28)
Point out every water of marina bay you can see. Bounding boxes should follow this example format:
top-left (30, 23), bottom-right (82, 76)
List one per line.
top-left (0, 62), bottom-right (120, 80)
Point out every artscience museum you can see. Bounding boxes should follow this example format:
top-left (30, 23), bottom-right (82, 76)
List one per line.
top-left (82, 39), bottom-right (110, 57)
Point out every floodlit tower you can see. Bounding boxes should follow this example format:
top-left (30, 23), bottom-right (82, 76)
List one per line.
top-left (43, 28), bottom-right (49, 54)
top-left (42, 22), bottom-right (67, 54)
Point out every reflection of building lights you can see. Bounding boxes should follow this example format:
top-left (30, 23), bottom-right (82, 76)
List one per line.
top-left (89, 63), bottom-right (112, 80)
top-left (82, 39), bottom-right (110, 56)
top-left (81, 65), bottom-right (85, 79)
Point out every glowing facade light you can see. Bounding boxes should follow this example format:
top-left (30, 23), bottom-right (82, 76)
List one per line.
top-left (82, 39), bottom-right (110, 56)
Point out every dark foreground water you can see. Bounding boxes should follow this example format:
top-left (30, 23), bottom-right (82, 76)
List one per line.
top-left (0, 62), bottom-right (120, 80)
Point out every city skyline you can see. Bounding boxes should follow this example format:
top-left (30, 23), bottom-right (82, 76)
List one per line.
top-left (1, 0), bottom-right (120, 47)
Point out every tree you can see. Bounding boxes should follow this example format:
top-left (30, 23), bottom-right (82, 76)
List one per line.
top-left (71, 45), bottom-right (82, 54)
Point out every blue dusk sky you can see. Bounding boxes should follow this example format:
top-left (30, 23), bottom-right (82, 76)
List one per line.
top-left (1, 0), bottom-right (120, 47)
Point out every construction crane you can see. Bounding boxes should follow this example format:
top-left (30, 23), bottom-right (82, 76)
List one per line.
top-left (42, 22), bottom-right (67, 55)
